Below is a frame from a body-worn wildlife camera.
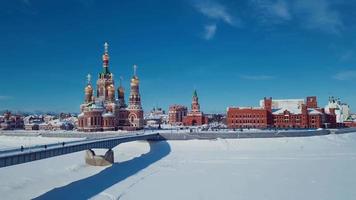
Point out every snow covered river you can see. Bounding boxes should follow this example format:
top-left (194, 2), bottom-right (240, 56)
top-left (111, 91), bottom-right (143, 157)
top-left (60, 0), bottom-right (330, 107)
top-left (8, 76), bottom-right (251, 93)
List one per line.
top-left (0, 133), bottom-right (356, 200)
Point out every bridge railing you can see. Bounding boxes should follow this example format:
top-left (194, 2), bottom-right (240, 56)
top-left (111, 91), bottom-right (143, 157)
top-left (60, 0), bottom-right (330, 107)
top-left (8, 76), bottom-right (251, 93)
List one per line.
top-left (0, 133), bottom-right (160, 168)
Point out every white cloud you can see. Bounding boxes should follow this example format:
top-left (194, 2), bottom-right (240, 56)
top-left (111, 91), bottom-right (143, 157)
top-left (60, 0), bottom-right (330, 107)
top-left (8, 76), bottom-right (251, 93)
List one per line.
top-left (272, 0), bottom-right (290, 20)
top-left (194, 0), bottom-right (238, 26)
top-left (340, 50), bottom-right (355, 62)
top-left (333, 70), bottom-right (356, 81)
top-left (293, 0), bottom-right (342, 34)
top-left (250, 0), bottom-right (343, 34)
top-left (240, 75), bottom-right (275, 80)
top-left (193, 0), bottom-right (240, 40)
top-left (204, 24), bottom-right (217, 40)
top-left (251, 0), bottom-right (291, 22)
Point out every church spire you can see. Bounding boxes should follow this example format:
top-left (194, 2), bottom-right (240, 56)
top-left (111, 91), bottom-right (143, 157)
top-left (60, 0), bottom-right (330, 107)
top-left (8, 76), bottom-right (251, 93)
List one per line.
top-left (104, 42), bottom-right (108, 54)
top-left (102, 42), bottom-right (110, 75)
top-left (87, 73), bottom-right (91, 85)
top-left (191, 89), bottom-right (200, 112)
top-left (133, 64), bottom-right (137, 77)
top-left (119, 76), bottom-right (123, 87)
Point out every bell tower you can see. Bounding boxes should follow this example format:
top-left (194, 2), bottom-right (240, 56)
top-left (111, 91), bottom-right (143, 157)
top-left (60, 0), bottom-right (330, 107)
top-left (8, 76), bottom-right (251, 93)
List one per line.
top-left (191, 90), bottom-right (200, 113)
top-left (96, 42), bottom-right (114, 101)
top-left (128, 65), bottom-right (144, 129)
top-left (128, 65), bottom-right (142, 110)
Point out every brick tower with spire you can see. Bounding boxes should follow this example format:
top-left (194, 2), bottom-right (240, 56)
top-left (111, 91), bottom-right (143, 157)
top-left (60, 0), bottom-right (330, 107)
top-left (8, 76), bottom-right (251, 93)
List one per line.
top-left (183, 90), bottom-right (208, 126)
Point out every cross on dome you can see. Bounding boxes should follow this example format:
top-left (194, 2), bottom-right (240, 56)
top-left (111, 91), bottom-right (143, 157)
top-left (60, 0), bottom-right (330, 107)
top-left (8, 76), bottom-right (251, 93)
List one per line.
top-left (104, 42), bottom-right (109, 54)
top-left (133, 64), bottom-right (137, 76)
top-left (87, 74), bottom-right (91, 84)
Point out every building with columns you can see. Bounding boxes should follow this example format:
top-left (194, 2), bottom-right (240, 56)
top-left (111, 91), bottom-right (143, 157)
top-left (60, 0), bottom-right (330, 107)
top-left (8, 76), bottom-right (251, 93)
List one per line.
top-left (78, 42), bottom-right (144, 132)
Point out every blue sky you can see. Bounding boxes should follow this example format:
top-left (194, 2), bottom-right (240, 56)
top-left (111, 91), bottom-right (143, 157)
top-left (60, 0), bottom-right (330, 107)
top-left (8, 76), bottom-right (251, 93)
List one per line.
top-left (0, 0), bottom-right (355, 113)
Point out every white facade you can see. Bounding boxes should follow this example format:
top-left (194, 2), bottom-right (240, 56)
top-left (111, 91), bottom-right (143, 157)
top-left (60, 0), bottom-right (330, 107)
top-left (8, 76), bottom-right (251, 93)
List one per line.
top-left (324, 97), bottom-right (350, 123)
top-left (260, 99), bottom-right (304, 109)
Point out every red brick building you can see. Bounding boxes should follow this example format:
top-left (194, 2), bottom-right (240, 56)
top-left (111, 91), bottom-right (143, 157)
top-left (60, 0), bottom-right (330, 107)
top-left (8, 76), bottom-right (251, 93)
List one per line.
top-left (227, 96), bottom-right (337, 129)
top-left (344, 120), bottom-right (356, 128)
top-left (183, 90), bottom-right (208, 126)
top-left (168, 105), bottom-right (188, 125)
top-left (227, 107), bottom-right (268, 129)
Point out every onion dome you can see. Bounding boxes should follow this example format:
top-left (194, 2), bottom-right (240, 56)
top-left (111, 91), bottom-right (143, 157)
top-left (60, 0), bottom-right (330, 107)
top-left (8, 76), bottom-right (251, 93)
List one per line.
top-left (118, 86), bottom-right (124, 97)
top-left (130, 76), bottom-right (139, 86)
top-left (85, 84), bottom-right (93, 94)
top-left (107, 84), bottom-right (115, 101)
top-left (130, 64), bottom-right (139, 86)
top-left (107, 84), bottom-right (115, 93)
top-left (85, 74), bottom-right (93, 94)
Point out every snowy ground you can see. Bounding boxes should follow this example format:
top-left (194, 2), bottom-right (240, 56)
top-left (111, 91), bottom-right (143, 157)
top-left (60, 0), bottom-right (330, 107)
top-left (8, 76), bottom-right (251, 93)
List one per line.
top-left (1, 133), bottom-right (356, 200)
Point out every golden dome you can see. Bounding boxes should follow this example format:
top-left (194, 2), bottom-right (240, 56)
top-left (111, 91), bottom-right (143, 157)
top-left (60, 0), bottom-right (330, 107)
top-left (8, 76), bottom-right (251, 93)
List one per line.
top-left (107, 84), bottom-right (115, 93)
top-left (85, 84), bottom-right (93, 93)
top-left (131, 76), bottom-right (139, 86)
top-left (118, 86), bottom-right (124, 93)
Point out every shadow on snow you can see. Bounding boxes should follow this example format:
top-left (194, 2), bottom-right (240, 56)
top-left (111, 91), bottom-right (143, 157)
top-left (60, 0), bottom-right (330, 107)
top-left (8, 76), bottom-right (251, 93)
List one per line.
top-left (34, 140), bottom-right (171, 200)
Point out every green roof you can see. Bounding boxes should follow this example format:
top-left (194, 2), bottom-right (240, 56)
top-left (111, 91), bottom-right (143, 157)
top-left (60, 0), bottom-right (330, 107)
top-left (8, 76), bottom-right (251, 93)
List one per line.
top-left (193, 90), bottom-right (198, 97)
top-left (103, 66), bottom-right (110, 75)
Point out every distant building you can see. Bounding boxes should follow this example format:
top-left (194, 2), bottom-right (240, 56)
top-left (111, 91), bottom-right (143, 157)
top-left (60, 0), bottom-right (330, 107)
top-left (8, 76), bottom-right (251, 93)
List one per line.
top-left (324, 96), bottom-right (350, 125)
top-left (47, 119), bottom-right (75, 131)
top-left (24, 115), bottom-right (44, 130)
top-left (77, 43), bottom-right (144, 132)
top-left (168, 105), bottom-right (187, 126)
top-left (183, 90), bottom-right (208, 126)
top-left (0, 111), bottom-right (24, 130)
top-left (22, 114), bottom-right (77, 131)
top-left (227, 96), bottom-right (337, 129)
top-left (145, 107), bottom-right (168, 126)
top-left (344, 120), bottom-right (356, 128)
top-left (205, 113), bottom-right (226, 124)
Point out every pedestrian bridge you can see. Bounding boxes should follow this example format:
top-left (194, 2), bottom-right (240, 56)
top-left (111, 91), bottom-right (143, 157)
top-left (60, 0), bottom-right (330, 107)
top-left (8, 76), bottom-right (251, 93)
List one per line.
top-left (0, 133), bottom-right (162, 168)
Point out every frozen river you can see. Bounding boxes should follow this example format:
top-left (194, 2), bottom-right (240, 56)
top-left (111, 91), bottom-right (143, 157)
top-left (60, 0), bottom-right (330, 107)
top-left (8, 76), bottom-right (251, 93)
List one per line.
top-left (0, 133), bottom-right (356, 200)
